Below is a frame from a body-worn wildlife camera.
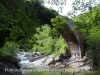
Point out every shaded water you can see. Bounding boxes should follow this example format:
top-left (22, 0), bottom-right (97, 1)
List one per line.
top-left (24, 66), bottom-right (100, 75)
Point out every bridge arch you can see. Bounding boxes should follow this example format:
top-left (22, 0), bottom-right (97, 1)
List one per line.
top-left (36, 4), bottom-right (83, 60)
top-left (59, 18), bottom-right (83, 59)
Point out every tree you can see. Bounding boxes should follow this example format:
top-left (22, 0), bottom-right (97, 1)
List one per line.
top-left (0, 0), bottom-right (83, 60)
top-left (0, 1), bottom-right (40, 52)
top-left (73, 4), bottom-right (100, 67)
top-left (32, 24), bottom-right (66, 54)
top-left (0, 0), bottom-right (58, 48)
top-left (68, 0), bottom-right (100, 17)
top-left (43, 0), bottom-right (67, 12)
top-left (0, 0), bottom-right (91, 61)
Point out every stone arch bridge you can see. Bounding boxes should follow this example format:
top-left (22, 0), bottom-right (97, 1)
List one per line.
top-left (36, 5), bottom-right (83, 60)
top-left (41, 16), bottom-right (83, 60)
top-left (60, 18), bottom-right (83, 60)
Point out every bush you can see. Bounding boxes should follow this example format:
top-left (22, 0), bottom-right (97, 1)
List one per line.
top-left (32, 25), bottom-right (67, 55)
top-left (0, 41), bottom-right (19, 56)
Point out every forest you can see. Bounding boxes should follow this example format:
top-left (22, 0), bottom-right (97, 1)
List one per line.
top-left (0, 0), bottom-right (100, 70)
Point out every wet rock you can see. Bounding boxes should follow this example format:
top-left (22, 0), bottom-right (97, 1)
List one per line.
top-left (24, 53), bottom-right (31, 57)
top-left (41, 52), bottom-right (44, 55)
top-left (29, 56), bottom-right (40, 62)
top-left (54, 56), bottom-right (61, 62)
top-left (65, 56), bottom-right (93, 70)
top-left (0, 62), bottom-right (9, 75)
top-left (80, 65), bottom-right (92, 70)
top-left (14, 55), bottom-right (21, 61)
top-left (0, 56), bottom-right (22, 75)
top-left (65, 49), bottom-right (71, 58)
top-left (44, 55), bottom-right (55, 65)
top-left (19, 52), bottom-right (25, 55)
top-left (59, 50), bottom-right (71, 61)
top-left (69, 62), bottom-right (85, 67)
top-left (55, 62), bottom-right (62, 66)
top-left (79, 56), bottom-right (88, 62)
top-left (36, 52), bottom-right (42, 56)
top-left (31, 54), bottom-right (35, 57)
top-left (0, 56), bottom-right (21, 69)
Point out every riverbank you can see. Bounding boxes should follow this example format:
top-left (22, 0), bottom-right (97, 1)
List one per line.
top-left (0, 56), bottom-right (22, 75)
top-left (24, 66), bottom-right (100, 75)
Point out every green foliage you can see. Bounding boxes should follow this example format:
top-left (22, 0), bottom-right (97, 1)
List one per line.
top-left (0, 0), bottom-right (58, 48)
top-left (0, 41), bottom-right (19, 56)
top-left (51, 16), bottom-right (66, 31)
top-left (73, 4), bottom-right (100, 67)
top-left (53, 36), bottom-right (67, 55)
top-left (68, 0), bottom-right (100, 17)
top-left (32, 25), bottom-right (66, 54)
top-left (0, 0), bottom-right (67, 56)
top-left (32, 25), bottom-right (54, 53)
top-left (0, 0), bottom-right (38, 47)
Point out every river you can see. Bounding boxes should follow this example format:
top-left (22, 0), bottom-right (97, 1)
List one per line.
top-left (17, 51), bottom-right (100, 75)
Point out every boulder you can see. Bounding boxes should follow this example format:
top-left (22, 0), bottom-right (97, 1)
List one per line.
top-left (44, 55), bottom-right (55, 65)
top-left (0, 56), bottom-right (22, 75)
top-left (0, 56), bottom-right (21, 69)
top-left (24, 52), bottom-right (36, 57)
top-left (54, 56), bottom-right (61, 62)
top-left (24, 53), bottom-right (31, 57)
top-left (62, 49), bottom-right (71, 58)
top-left (14, 54), bottom-right (21, 61)
top-left (58, 50), bottom-right (71, 62)
top-left (55, 62), bottom-right (62, 66)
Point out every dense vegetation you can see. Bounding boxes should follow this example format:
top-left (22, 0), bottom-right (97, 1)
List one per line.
top-left (0, 0), bottom-right (100, 68)
top-left (32, 24), bottom-right (66, 54)
top-left (73, 4), bottom-right (100, 68)
top-left (0, 0), bottom-right (66, 56)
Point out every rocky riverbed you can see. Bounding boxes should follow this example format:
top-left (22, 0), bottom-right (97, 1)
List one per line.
top-left (16, 51), bottom-right (93, 70)
top-left (0, 50), bottom-right (93, 75)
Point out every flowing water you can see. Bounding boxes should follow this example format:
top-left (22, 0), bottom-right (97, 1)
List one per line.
top-left (17, 52), bottom-right (100, 75)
